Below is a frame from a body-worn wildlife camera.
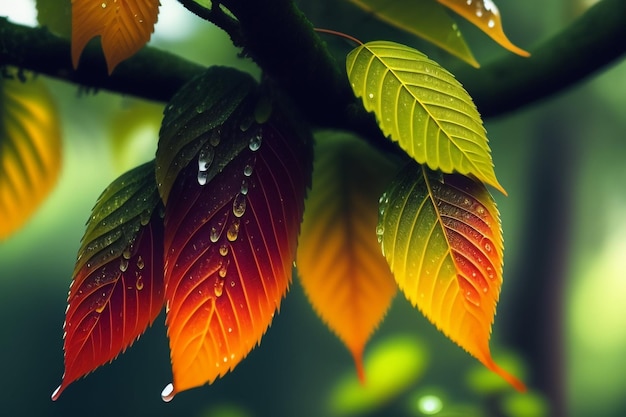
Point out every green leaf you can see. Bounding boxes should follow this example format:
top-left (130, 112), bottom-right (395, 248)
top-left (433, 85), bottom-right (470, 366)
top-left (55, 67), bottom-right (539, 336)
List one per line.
top-left (76, 160), bottom-right (162, 273)
top-left (0, 74), bottom-right (62, 240)
top-left (346, 0), bottom-right (479, 67)
top-left (346, 41), bottom-right (505, 194)
top-left (36, 0), bottom-right (72, 38)
top-left (156, 66), bottom-right (257, 203)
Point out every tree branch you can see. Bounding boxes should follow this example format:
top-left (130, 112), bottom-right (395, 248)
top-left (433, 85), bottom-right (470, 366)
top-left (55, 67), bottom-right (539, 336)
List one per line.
top-left (1, 0), bottom-right (625, 137)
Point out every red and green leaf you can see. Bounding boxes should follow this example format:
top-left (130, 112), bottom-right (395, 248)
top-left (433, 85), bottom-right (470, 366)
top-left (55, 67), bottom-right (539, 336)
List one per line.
top-left (297, 131), bottom-right (398, 381)
top-left (52, 161), bottom-right (164, 400)
top-left (158, 71), bottom-right (312, 399)
top-left (71, 0), bottom-right (160, 73)
top-left (0, 74), bottom-right (62, 240)
top-left (437, 0), bottom-right (529, 57)
top-left (377, 163), bottom-right (525, 392)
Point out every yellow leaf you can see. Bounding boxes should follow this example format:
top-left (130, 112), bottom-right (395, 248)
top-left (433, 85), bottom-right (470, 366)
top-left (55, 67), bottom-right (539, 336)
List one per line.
top-left (0, 75), bottom-right (62, 240)
top-left (72, 0), bottom-right (160, 74)
top-left (378, 164), bottom-right (525, 391)
top-left (297, 131), bottom-right (398, 381)
top-left (438, 0), bottom-right (530, 57)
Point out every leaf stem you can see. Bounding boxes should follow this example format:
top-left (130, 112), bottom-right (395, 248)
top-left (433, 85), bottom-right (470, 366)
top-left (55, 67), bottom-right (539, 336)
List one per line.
top-left (314, 28), bottom-right (363, 46)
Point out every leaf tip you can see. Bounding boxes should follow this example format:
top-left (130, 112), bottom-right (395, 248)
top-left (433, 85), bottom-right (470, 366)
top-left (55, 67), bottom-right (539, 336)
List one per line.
top-left (485, 358), bottom-right (526, 393)
top-left (352, 348), bottom-right (366, 385)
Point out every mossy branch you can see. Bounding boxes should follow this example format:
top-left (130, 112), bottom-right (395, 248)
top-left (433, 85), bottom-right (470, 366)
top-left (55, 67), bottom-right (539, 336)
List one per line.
top-left (1, 0), bottom-right (625, 138)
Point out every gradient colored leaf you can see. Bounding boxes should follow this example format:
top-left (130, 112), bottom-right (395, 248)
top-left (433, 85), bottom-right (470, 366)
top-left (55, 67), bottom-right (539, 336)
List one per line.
top-left (438, 0), bottom-right (530, 57)
top-left (71, 0), bottom-right (160, 73)
top-left (345, 0), bottom-right (478, 67)
top-left (346, 41), bottom-right (505, 194)
top-left (159, 87), bottom-right (312, 400)
top-left (0, 75), bottom-right (62, 240)
top-left (297, 131), bottom-right (398, 381)
top-left (52, 161), bottom-right (164, 400)
top-left (377, 163), bottom-right (524, 392)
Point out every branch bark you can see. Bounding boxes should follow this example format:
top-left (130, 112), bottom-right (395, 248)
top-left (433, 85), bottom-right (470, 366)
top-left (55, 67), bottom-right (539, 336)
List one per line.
top-left (1, 0), bottom-right (625, 135)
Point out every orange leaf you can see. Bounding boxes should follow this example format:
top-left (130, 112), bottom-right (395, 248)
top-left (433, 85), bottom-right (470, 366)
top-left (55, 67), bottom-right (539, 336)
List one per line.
top-left (71, 0), bottom-right (160, 73)
top-left (52, 161), bottom-right (164, 400)
top-left (161, 110), bottom-right (311, 400)
top-left (0, 75), bottom-right (62, 240)
top-left (297, 132), bottom-right (398, 381)
top-left (438, 0), bottom-right (530, 57)
top-left (378, 164), bottom-right (525, 392)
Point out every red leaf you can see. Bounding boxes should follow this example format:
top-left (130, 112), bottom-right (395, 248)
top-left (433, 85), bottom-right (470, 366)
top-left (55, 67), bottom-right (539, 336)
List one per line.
top-left (161, 119), bottom-right (310, 399)
top-left (52, 162), bottom-right (164, 400)
top-left (52, 213), bottom-right (163, 399)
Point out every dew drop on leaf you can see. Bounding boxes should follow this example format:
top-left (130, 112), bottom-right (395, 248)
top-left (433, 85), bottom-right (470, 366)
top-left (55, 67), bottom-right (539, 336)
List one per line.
top-left (197, 170), bottom-right (208, 186)
top-left (226, 219), bottom-right (240, 242)
top-left (249, 131), bottom-right (262, 151)
top-left (119, 258), bottom-right (129, 272)
top-left (136, 255), bottom-right (145, 270)
top-left (240, 180), bottom-right (249, 195)
top-left (232, 193), bottom-right (247, 217)
top-left (136, 276), bottom-right (144, 291)
top-left (219, 244), bottom-right (229, 256)
top-left (214, 279), bottom-right (225, 297)
top-left (198, 145), bottom-right (215, 172)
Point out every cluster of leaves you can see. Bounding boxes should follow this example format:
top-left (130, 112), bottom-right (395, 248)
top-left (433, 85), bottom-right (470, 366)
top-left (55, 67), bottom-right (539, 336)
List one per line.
top-left (0, 0), bottom-right (530, 402)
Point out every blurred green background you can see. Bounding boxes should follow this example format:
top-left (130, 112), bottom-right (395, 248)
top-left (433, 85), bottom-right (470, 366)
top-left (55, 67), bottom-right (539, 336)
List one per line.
top-left (1, 0), bottom-right (625, 416)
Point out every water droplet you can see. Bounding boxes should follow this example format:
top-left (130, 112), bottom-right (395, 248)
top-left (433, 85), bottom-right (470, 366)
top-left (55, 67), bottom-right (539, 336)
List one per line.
top-left (214, 280), bottom-right (225, 297)
top-left (198, 146), bottom-right (214, 172)
top-left (232, 193), bottom-right (247, 217)
top-left (230, 281), bottom-right (236, 287)
top-left (136, 276), bottom-right (144, 290)
top-left (227, 219), bottom-right (241, 242)
top-left (484, 242), bottom-right (492, 252)
top-left (161, 383), bottom-right (175, 402)
top-left (376, 225), bottom-right (384, 243)
top-left (487, 19), bottom-right (495, 28)
top-left (486, 266), bottom-right (495, 280)
top-left (223, 356), bottom-right (228, 363)
top-left (137, 256), bottom-right (145, 270)
top-left (458, 277), bottom-right (481, 307)
top-left (239, 117), bottom-right (254, 132)
top-left (197, 170), bottom-right (208, 185)
top-left (249, 131), bottom-right (262, 151)
top-left (243, 164), bottom-right (253, 177)
top-left (210, 227), bottom-right (220, 243)
top-left (368, 92), bottom-right (374, 99)
top-left (240, 180), bottom-right (249, 195)
top-left (209, 129), bottom-right (221, 146)
top-left (101, 2), bottom-right (107, 8)
top-left (228, 327), bottom-right (233, 333)
top-left (140, 212), bottom-right (150, 226)
top-left (219, 244), bottom-right (229, 256)
top-left (476, 9), bottom-right (483, 17)
top-left (476, 205), bottom-right (485, 215)
top-left (122, 246), bottom-right (132, 260)
top-left (119, 258), bottom-right (129, 272)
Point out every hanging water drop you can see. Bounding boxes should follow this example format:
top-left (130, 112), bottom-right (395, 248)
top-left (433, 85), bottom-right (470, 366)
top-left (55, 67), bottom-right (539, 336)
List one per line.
top-left (249, 131), bottom-right (262, 151)
top-left (219, 244), bottom-right (229, 256)
top-left (137, 255), bottom-right (145, 270)
top-left (239, 117), bottom-right (253, 132)
top-left (136, 276), bottom-right (144, 291)
top-left (232, 193), bottom-right (247, 217)
top-left (243, 164), bottom-right (253, 177)
top-left (376, 225), bottom-right (384, 243)
top-left (122, 246), bottom-right (132, 260)
top-left (240, 180), bottom-right (249, 195)
top-left (161, 383), bottom-right (175, 402)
